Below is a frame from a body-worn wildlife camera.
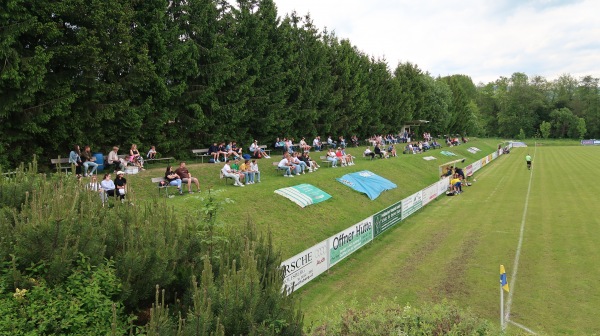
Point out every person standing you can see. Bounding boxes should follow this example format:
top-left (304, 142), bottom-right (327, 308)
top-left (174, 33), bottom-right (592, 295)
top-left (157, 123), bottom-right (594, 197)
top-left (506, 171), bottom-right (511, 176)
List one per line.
top-left (526, 154), bottom-right (532, 170)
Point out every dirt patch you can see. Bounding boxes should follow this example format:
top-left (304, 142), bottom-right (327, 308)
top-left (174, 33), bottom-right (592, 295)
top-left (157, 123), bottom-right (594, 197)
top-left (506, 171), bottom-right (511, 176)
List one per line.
top-left (433, 233), bottom-right (481, 300)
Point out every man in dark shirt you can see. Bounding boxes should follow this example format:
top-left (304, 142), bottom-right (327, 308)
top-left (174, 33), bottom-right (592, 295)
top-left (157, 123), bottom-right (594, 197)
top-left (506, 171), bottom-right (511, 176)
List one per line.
top-left (175, 162), bottom-right (200, 194)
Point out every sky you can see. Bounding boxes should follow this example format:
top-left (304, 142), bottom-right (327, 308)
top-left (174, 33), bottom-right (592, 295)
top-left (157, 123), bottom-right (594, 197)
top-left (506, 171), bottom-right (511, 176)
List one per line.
top-left (273, 0), bottom-right (600, 85)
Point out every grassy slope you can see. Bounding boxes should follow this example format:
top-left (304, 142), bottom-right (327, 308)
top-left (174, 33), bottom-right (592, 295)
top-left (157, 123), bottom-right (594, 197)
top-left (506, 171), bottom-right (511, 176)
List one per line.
top-left (296, 145), bottom-right (600, 335)
top-left (129, 138), bottom-right (499, 257)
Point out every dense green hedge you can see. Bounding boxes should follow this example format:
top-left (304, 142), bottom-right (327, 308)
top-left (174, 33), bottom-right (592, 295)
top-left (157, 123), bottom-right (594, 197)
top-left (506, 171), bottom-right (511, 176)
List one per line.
top-left (0, 161), bottom-right (303, 335)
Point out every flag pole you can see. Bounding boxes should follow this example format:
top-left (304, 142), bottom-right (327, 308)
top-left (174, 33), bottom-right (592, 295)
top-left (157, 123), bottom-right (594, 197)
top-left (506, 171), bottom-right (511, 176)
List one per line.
top-left (500, 280), bottom-right (504, 330)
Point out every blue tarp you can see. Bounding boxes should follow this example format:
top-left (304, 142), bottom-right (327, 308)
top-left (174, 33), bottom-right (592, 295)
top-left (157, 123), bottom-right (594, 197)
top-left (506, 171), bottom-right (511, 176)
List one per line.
top-left (336, 170), bottom-right (397, 200)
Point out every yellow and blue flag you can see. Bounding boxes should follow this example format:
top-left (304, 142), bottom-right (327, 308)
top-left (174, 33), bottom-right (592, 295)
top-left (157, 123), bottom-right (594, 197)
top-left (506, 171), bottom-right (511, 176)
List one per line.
top-left (500, 265), bottom-right (509, 292)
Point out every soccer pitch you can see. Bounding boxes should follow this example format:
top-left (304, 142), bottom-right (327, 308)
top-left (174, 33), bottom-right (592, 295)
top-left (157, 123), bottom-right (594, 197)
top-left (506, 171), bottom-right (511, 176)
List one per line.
top-left (298, 145), bottom-right (600, 335)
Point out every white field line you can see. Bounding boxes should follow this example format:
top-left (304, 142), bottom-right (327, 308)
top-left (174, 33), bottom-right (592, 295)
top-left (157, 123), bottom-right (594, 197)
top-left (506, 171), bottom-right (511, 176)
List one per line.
top-left (507, 319), bottom-right (538, 335)
top-left (505, 144), bottom-right (536, 331)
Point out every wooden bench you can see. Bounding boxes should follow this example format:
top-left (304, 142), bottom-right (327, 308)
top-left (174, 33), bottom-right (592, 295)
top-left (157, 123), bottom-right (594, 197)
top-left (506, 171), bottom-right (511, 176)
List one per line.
top-left (146, 157), bottom-right (175, 165)
top-left (319, 156), bottom-right (333, 167)
top-left (219, 170), bottom-right (235, 185)
top-left (258, 145), bottom-right (271, 156)
top-left (192, 149), bottom-right (211, 163)
top-left (151, 177), bottom-right (177, 198)
top-left (51, 157), bottom-right (72, 173)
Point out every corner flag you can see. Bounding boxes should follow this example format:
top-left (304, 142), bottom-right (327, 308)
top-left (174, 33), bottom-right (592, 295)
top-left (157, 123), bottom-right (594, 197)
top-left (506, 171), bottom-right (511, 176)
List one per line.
top-left (500, 265), bottom-right (509, 292)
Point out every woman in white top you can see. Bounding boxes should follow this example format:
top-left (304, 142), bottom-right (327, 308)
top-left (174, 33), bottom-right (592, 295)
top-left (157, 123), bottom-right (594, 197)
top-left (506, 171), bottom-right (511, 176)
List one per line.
top-left (249, 160), bottom-right (261, 182)
top-left (299, 137), bottom-right (311, 152)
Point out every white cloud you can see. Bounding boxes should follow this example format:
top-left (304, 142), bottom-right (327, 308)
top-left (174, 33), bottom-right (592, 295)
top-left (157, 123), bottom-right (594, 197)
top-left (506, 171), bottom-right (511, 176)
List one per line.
top-left (274, 0), bottom-right (600, 84)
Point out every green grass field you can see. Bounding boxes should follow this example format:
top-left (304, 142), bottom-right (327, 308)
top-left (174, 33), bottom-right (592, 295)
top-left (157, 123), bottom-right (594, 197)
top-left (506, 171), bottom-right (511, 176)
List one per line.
top-left (295, 145), bottom-right (600, 335)
top-left (105, 139), bottom-right (599, 334)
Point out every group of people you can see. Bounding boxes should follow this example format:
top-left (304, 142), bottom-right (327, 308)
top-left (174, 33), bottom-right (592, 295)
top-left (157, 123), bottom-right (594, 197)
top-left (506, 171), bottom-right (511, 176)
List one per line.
top-left (273, 135), bottom-right (361, 154)
top-left (441, 165), bottom-right (468, 196)
top-left (164, 162), bottom-right (202, 194)
top-left (207, 140), bottom-right (271, 163)
top-left (221, 158), bottom-right (263, 186)
top-left (69, 145), bottom-right (100, 178)
top-left (276, 152), bottom-right (321, 177)
top-left (86, 171), bottom-right (128, 205)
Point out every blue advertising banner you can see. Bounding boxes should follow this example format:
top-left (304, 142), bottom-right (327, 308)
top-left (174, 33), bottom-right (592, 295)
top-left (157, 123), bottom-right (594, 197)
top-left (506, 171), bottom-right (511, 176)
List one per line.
top-left (336, 170), bottom-right (397, 200)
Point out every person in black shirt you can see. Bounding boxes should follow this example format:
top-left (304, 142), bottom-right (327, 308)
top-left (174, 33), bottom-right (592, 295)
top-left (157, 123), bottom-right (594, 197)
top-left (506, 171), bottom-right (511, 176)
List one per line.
top-left (114, 171), bottom-right (127, 200)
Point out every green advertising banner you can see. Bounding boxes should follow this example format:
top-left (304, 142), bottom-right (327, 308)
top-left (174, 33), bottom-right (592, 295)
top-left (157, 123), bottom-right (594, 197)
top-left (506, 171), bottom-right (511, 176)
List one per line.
top-left (373, 201), bottom-right (403, 238)
top-left (329, 217), bottom-right (373, 266)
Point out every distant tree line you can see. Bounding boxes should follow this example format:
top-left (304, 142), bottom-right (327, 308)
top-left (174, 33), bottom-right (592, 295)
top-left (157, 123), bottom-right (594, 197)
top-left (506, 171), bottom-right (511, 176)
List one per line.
top-left (2, 0), bottom-right (598, 169)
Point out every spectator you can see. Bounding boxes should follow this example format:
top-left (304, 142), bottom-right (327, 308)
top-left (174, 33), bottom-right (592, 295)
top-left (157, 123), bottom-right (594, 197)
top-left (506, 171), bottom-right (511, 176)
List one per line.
top-left (327, 135), bottom-right (337, 148)
top-left (100, 173), bottom-right (117, 199)
top-left (299, 137), bottom-right (311, 152)
top-left (274, 137), bottom-right (285, 153)
top-left (364, 147), bottom-right (375, 160)
top-left (81, 145), bottom-right (98, 177)
top-left (284, 138), bottom-right (294, 154)
top-left (387, 144), bottom-right (397, 157)
top-left (221, 159), bottom-right (245, 186)
top-left (249, 159), bottom-right (261, 183)
top-left (341, 148), bottom-right (355, 165)
top-left (249, 140), bottom-right (270, 158)
top-left (230, 158), bottom-right (246, 183)
top-left (450, 174), bottom-right (462, 194)
top-left (129, 144), bottom-right (144, 170)
top-left (165, 165), bottom-right (183, 195)
top-left (335, 148), bottom-right (348, 166)
top-left (86, 174), bottom-right (106, 204)
top-left (277, 154), bottom-right (294, 177)
top-left (303, 152), bottom-right (320, 171)
top-left (224, 142), bottom-right (240, 160)
top-left (312, 136), bottom-right (322, 152)
top-left (217, 142), bottom-right (228, 161)
top-left (374, 143), bottom-right (385, 159)
top-left (326, 148), bottom-right (339, 167)
top-left (175, 161), bottom-right (200, 193)
top-left (291, 152), bottom-right (307, 174)
top-left (108, 146), bottom-right (126, 172)
top-left (208, 142), bottom-right (220, 162)
top-left (240, 159), bottom-right (255, 184)
top-left (432, 139), bottom-right (441, 149)
top-left (338, 136), bottom-right (346, 149)
top-left (69, 145), bottom-right (84, 178)
top-left (231, 141), bottom-right (243, 157)
top-left (147, 146), bottom-right (157, 159)
top-left (351, 135), bottom-right (359, 147)
top-left (114, 171), bottom-right (127, 200)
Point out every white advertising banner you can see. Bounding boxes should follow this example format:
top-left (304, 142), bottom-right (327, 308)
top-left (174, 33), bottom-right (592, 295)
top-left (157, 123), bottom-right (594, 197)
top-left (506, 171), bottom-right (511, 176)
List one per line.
top-left (281, 239), bottom-right (329, 294)
top-left (492, 151), bottom-right (498, 160)
top-left (401, 190), bottom-right (423, 220)
top-left (421, 182), bottom-right (439, 206)
top-left (437, 177), bottom-right (450, 196)
top-left (472, 160), bottom-right (482, 172)
top-left (329, 217), bottom-right (373, 267)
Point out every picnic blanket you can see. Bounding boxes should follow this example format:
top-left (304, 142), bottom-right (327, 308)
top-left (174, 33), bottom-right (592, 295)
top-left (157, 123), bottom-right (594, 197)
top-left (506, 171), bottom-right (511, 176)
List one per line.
top-left (423, 156), bottom-right (437, 161)
top-left (440, 151), bottom-right (457, 156)
top-left (336, 170), bottom-right (397, 200)
top-left (274, 184), bottom-right (331, 208)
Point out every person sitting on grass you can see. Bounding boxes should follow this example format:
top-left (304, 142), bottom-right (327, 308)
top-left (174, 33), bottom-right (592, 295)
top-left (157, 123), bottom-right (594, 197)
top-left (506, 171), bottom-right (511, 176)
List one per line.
top-left (364, 147), bottom-right (375, 160)
top-left (165, 166), bottom-right (183, 195)
top-left (114, 171), bottom-right (128, 200)
top-left (100, 173), bottom-right (116, 199)
top-left (250, 159), bottom-right (261, 183)
top-left (175, 161), bottom-right (200, 193)
top-left (87, 174), bottom-right (106, 204)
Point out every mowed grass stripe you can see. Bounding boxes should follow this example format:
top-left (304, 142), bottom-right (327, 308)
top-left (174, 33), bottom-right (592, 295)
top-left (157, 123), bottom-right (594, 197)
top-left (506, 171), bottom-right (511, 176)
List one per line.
top-left (299, 147), bottom-right (600, 335)
top-left (509, 147), bottom-right (600, 334)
